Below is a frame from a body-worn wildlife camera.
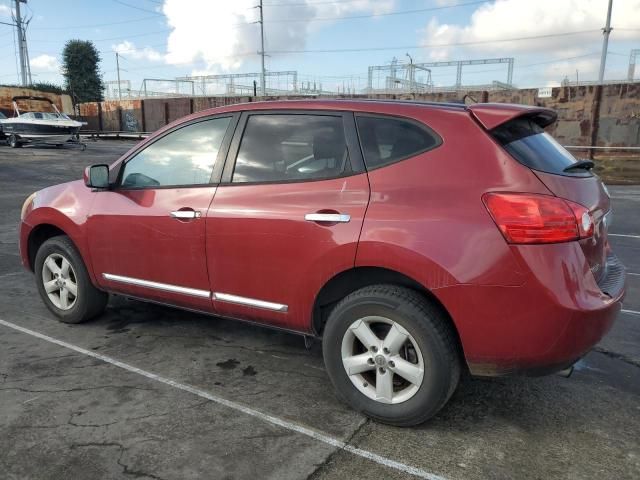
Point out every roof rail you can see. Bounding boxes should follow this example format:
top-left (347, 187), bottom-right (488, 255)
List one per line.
top-left (328, 98), bottom-right (468, 109)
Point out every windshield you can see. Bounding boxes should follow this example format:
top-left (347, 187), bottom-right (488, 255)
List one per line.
top-left (491, 116), bottom-right (589, 177)
top-left (0, 112), bottom-right (6, 119)
top-left (20, 111), bottom-right (68, 120)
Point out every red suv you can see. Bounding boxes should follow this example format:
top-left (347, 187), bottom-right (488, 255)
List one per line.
top-left (19, 100), bottom-right (625, 426)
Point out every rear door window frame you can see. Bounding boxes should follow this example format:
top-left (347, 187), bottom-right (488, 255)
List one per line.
top-left (220, 109), bottom-right (365, 185)
top-left (354, 112), bottom-right (443, 171)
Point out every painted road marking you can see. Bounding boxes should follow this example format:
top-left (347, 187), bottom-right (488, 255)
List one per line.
top-left (627, 272), bottom-right (640, 277)
top-left (0, 271), bottom-right (24, 278)
top-left (609, 233), bottom-right (640, 239)
top-left (0, 318), bottom-right (446, 480)
top-left (622, 309), bottom-right (640, 316)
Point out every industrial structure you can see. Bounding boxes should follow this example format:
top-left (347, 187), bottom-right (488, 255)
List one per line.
top-left (629, 49), bottom-right (640, 82)
top-left (102, 48), bottom-right (640, 100)
top-left (366, 57), bottom-right (514, 93)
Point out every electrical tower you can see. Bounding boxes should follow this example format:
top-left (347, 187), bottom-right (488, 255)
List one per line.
top-left (13, 0), bottom-right (32, 86)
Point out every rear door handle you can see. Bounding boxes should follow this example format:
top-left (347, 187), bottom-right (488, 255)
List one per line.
top-left (305, 213), bottom-right (351, 223)
top-left (170, 210), bottom-right (202, 219)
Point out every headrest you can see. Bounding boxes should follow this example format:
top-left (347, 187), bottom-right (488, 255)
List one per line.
top-left (313, 130), bottom-right (344, 160)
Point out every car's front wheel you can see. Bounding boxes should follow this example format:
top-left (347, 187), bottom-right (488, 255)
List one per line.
top-left (34, 235), bottom-right (108, 323)
top-left (322, 285), bottom-right (460, 426)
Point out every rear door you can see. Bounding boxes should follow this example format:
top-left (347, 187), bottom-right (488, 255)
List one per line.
top-left (206, 110), bottom-right (369, 331)
top-left (87, 114), bottom-right (237, 312)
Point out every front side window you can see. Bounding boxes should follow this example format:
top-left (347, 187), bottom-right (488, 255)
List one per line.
top-left (232, 114), bottom-right (350, 183)
top-left (356, 115), bottom-right (441, 170)
top-left (121, 117), bottom-right (231, 188)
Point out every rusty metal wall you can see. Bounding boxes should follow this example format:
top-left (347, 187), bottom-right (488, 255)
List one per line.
top-left (76, 83), bottom-right (640, 149)
top-left (0, 87), bottom-right (73, 117)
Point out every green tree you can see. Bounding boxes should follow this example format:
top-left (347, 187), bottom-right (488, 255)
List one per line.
top-left (62, 40), bottom-right (104, 103)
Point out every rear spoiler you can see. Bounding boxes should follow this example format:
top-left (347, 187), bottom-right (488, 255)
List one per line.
top-left (467, 103), bottom-right (557, 130)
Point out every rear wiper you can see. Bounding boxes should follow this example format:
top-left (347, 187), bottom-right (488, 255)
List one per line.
top-left (563, 159), bottom-right (594, 172)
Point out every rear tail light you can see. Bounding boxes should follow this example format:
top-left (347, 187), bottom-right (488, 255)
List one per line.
top-left (482, 192), bottom-right (594, 244)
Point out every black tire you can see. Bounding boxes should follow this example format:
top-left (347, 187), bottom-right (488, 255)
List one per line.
top-left (9, 135), bottom-right (22, 148)
top-left (322, 284), bottom-right (460, 426)
top-left (34, 235), bottom-right (108, 324)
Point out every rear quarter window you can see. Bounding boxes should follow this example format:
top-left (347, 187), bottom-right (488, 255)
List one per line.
top-left (356, 115), bottom-right (441, 170)
top-left (491, 116), bottom-right (589, 177)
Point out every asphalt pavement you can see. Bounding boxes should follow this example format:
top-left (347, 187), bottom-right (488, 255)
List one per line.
top-left (0, 140), bottom-right (638, 480)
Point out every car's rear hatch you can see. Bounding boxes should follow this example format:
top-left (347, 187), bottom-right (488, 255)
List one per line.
top-left (471, 104), bottom-right (616, 291)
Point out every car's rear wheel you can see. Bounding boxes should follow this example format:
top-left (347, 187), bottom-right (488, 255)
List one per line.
top-left (34, 235), bottom-right (108, 323)
top-left (9, 135), bottom-right (22, 148)
top-left (322, 284), bottom-right (460, 426)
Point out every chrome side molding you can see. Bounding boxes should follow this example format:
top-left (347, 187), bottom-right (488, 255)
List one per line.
top-left (102, 273), bottom-right (211, 298)
top-left (102, 273), bottom-right (287, 312)
top-left (212, 292), bottom-right (288, 312)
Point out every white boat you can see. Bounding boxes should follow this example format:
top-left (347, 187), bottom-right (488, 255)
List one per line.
top-left (1, 96), bottom-right (85, 148)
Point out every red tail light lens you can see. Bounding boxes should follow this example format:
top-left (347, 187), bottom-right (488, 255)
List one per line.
top-left (482, 193), bottom-right (594, 244)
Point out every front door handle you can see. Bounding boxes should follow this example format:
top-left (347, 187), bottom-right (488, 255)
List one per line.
top-left (305, 213), bottom-right (351, 223)
top-left (170, 210), bottom-right (202, 219)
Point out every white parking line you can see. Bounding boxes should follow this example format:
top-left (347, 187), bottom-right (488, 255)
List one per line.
top-left (622, 309), bottom-right (640, 316)
top-left (0, 271), bottom-right (23, 278)
top-left (609, 233), bottom-right (640, 239)
top-left (0, 318), bottom-right (446, 480)
top-left (628, 272), bottom-right (640, 277)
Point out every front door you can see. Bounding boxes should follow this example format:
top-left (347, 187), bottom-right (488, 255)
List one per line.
top-left (87, 115), bottom-right (235, 312)
top-left (207, 111), bottom-right (370, 330)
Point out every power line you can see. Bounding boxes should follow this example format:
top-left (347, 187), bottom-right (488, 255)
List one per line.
top-left (264, 0), bottom-right (488, 7)
top-left (267, 29), bottom-right (603, 54)
top-left (264, 0), bottom-right (494, 22)
top-left (111, 0), bottom-right (163, 15)
top-left (30, 15), bottom-right (160, 31)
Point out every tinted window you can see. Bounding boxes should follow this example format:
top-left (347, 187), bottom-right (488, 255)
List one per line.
top-left (492, 117), bottom-right (587, 176)
top-left (356, 116), bottom-right (440, 169)
top-left (232, 114), bottom-right (349, 183)
top-left (121, 117), bottom-right (231, 188)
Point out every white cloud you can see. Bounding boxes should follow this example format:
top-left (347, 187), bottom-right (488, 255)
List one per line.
top-left (422, 0), bottom-right (640, 59)
top-left (31, 54), bottom-right (60, 73)
top-left (112, 40), bottom-right (163, 62)
top-left (161, 0), bottom-right (394, 72)
top-left (0, 4), bottom-right (10, 17)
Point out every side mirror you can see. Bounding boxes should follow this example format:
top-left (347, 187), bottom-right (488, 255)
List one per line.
top-left (84, 164), bottom-right (110, 189)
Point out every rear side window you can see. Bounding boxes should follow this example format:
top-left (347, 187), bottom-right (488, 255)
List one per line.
top-left (356, 115), bottom-right (440, 170)
top-left (232, 114), bottom-right (350, 183)
top-left (492, 117), bottom-right (588, 176)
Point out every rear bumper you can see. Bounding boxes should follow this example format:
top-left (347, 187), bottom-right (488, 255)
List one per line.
top-left (435, 243), bottom-right (626, 376)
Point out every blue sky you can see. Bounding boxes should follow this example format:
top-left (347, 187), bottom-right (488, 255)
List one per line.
top-left (1, 0), bottom-right (639, 95)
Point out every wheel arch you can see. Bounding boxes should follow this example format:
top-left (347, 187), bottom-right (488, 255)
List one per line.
top-left (27, 223), bottom-right (69, 270)
top-left (311, 266), bottom-right (465, 363)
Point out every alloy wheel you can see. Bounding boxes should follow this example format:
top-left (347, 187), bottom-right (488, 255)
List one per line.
top-left (41, 253), bottom-right (78, 310)
top-left (341, 316), bottom-right (424, 404)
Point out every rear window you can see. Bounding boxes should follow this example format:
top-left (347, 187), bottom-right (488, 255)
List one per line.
top-left (492, 117), bottom-right (589, 177)
top-left (356, 115), bottom-right (441, 170)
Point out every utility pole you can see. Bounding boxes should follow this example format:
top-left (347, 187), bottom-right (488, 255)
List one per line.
top-left (116, 52), bottom-right (122, 101)
top-left (598, 0), bottom-right (613, 84)
top-left (258, 0), bottom-right (266, 96)
top-left (14, 0), bottom-right (28, 86)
